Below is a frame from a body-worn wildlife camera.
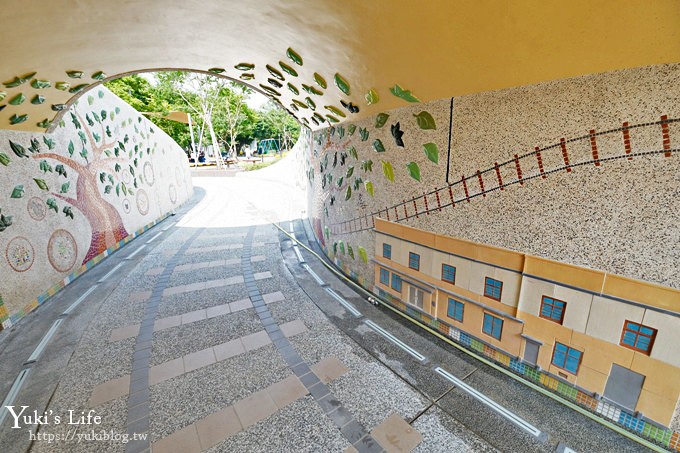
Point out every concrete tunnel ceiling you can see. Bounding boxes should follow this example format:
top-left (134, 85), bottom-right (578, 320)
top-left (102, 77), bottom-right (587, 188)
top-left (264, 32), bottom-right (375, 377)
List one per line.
top-left (1, 0), bottom-right (680, 133)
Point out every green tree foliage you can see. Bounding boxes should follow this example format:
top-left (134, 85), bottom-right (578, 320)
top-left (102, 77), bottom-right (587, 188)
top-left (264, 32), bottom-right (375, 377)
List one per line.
top-left (105, 72), bottom-right (302, 158)
top-left (253, 100), bottom-right (301, 150)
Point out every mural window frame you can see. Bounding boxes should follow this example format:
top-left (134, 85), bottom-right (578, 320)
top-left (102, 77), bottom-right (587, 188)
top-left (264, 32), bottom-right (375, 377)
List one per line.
top-left (379, 268), bottom-right (390, 286)
top-left (551, 342), bottom-right (583, 375)
top-left (539, 296), bottom-right (567, 324)
top-left (482, 313), bottom-right (503, 340)
top-left (382, 243), bottom-right (392, 259)
top-left (441, 264), bottom-right (456, 285)
top-left (447, 298), bottom-right (464, 322)
top-left (391, 273), bottom-right (402, 292)
top-left (484, 277), bottom-right (503, 301)
top-left (620, 320), bottom-right (657, 355)
top-left (408, 252), bottom-right (420, 271)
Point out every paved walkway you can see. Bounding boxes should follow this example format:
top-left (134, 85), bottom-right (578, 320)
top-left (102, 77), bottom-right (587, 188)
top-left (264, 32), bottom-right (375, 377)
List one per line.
top-left (0, 156), bottom-right (649, 453)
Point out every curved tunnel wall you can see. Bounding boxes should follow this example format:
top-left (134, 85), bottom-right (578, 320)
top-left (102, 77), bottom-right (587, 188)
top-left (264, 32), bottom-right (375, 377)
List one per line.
top-left (303, 63), bottom-right (680, 429)
top-left (0, 87), bottom-right (193, 329)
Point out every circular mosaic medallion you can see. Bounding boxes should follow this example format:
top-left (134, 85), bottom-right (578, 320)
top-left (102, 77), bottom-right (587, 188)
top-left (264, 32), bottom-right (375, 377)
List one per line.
top-left (136, 188), bottom-right (149, 215)
top-left (6, 236), bottom-right (34, 272)
top-left (27, 197), bottom-right (46, 221)
top-left (47, 229), bottom-right (77, 273)
top-left (143, 161), bottom-right (155, 186)
top-left (169, 184), bottom-right (177, 204)
top-left (122, 198), bottom-right (131, 214)
top-left (121, 168), bottom-right (132, 184)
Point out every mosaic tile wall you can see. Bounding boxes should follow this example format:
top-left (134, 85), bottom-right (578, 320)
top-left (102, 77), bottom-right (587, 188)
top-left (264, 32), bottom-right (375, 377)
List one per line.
top-left (305, 63), bottom-right (680, 291)
top-left (0, 87), bottom-right (193, 328)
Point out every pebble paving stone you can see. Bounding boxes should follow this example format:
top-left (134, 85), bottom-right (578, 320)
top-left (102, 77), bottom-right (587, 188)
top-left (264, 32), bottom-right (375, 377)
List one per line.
top-left (6, 165), bottom-right (648, 453)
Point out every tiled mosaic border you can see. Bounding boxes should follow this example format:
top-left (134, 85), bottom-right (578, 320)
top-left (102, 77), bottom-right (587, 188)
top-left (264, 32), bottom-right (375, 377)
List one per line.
top-left (0, 208), bottom-right (180, 330)
top-left (374, 288), bottom-right (680, 451)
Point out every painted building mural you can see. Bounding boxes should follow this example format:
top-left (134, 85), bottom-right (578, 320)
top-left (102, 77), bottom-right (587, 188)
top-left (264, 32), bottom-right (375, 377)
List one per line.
top-left (0, 87), bottom-right (193, 329)
top-left (303, 63), bottom-right (680, 446)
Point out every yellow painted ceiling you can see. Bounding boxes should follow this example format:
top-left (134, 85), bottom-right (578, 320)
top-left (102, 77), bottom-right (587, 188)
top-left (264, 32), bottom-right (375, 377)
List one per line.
top-left (1, 0), bottom-right (679, 132)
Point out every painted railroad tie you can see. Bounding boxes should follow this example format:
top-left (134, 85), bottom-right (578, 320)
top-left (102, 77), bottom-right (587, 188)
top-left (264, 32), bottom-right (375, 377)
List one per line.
top-left (462, 175), bottom-right (470, 202)
top-left (589, 129), bottom-right (600, 166)
top-left (560, 138), bottom-right (571, 172)
top-left (494, 162), bottom-right (504, 189)
top-left (661, 115), bottom-right (671, 157)
top-left (622, 122), bottom-right (632, 160)
top-left (514, 154), bottom-right (524, 184)
top-left (535, 147), bottom-right (547, 177)
top-left (477, 170), bottom-right (486, 197)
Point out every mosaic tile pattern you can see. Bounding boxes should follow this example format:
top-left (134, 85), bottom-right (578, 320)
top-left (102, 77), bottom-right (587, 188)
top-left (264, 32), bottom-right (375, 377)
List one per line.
top-left (0, 87), bottom-right (193, 328)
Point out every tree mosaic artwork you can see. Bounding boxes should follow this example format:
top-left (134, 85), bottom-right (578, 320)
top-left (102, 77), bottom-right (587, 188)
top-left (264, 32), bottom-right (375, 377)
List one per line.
top-left (1, 90), bottom-right (161, 263)
top-left (0, 86), bottom-right (192, 327)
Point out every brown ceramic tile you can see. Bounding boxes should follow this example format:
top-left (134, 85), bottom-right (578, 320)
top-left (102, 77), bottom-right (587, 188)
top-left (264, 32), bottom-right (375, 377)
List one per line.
top-left (371, 413), bottom-right (423, 453)
top-left (183, 348), bottom-right (216, 373)
top-left (241, 331), bottom-right (271, 351)
top-left (267, 375), bottom-right (307, 409)
top-left (181, 309), bottom-right (207, 324)
top-left (311, 356), bottom-right (349, 384)
top-left (128, 290), bottom-right (152, 303)
top-left (263, 291), bottom-right (285, 304)
top-left (233, 389), bottom-right (277, 428)
top-left (88, 375), bottom-right (130, 407)
top-left (280, 320), bottom-right (307, 338)
top-left (153, 315), bottom-right (182, 332)
top-left (109, 324), bottom-right (140, 342)
top-left (253, 271), bottom-right (272, 280)
top-left (152, 423), bottom-right (201, 453)
top-left (206, 304), bottom-right (230, 318)
top-left (149, 358), bottom-right (184, 385)
top-left (229, 298), bottom-right (252, 312)
top-left (213, 338), bottom-right (246, 361)
top-left (195, 406), bottom-right (242, 450)
top-left (145, 267), bottom-right (164, 276)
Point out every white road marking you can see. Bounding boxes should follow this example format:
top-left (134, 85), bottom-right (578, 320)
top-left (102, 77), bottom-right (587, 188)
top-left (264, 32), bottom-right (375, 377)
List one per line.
top-left (434, 366), bottom-right (543, 438)
top-left (98, 263), bottom-right (124, 282)
top-left (62, 286), bottom-right (98, 315)
top-left (325, 288), bottom-right (362, 317)
top-left (365, 320), bottom-right (427, 362)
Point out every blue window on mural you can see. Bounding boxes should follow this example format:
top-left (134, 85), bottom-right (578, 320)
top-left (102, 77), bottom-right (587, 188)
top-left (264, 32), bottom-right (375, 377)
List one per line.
top-left (540, 296), bottom-right (566, 324)
top-left (552, 342), bottom-right (582, 374)
top-left (447, 298), bottom-right (464, 322)
top-left (482, 313), bottom-right (503, 340)
top-left (409, 252), bottom-right (420, 271)
top-left (383, 243), bottom-right (392, 259)
top-left (620, 321), bottom-right (657, 355)
top-left (391, 273), bottom-right (402, 292)
top-left (442, 264), bottom-right (456, 284)
top-left (379, 268), bottom-right (389, 285)
top-left (484, 277), bottom-right (503, 301)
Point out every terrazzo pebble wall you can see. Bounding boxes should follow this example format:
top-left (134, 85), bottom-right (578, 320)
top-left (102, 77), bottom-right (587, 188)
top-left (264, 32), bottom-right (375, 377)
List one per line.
top-left (305, 63), bottom-right (680, 292)
top-left (0, 87), bottom-right (193, 328)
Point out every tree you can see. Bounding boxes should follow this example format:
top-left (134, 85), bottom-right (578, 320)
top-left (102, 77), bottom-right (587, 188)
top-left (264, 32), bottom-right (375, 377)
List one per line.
top-left (3, 90), bottom-right (156, 262)
top-left (254, 101), bottom-right (301, 151)
top-left (106, 74), bottom-right (191, 150)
